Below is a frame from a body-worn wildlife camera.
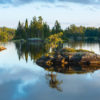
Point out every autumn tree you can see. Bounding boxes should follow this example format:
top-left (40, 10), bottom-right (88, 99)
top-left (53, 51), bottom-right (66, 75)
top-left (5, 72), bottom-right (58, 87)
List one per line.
top-left (46, 32), bottom-right (63, 52)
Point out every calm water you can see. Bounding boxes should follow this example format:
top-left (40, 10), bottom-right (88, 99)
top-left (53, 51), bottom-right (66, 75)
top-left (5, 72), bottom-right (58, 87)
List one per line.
top-left (0, 41), bottom-right (100, 100)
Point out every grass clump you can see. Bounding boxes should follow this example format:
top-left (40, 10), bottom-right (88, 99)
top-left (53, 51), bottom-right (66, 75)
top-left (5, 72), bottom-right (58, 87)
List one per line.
top-left (76, 49), bottom-right (94, 53)
top-left (61, 48), bottom-right (94, 53)
top-left (61, 48), bottom-right (76, 53)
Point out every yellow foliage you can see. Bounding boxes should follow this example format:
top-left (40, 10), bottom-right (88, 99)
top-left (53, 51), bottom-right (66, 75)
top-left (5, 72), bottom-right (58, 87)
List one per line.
top-left (47, 32), bottom-right (63, 50)
top-left (46, 60), bottom-right (53, 66)
top-left (61, 58), bottom-right (68, 65)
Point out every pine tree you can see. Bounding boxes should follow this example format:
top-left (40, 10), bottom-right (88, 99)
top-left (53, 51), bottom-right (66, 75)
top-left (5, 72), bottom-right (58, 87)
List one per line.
top-left (25, 19), bottom-right (28, 39)
top-left (15, 21), bottom-right (25, 39)
top-left (52, 20), bottom-right (62, 34)
top-left (25, 19), bottom-right (28, 29)
top-left (43, 23), bottom-right (50, 39)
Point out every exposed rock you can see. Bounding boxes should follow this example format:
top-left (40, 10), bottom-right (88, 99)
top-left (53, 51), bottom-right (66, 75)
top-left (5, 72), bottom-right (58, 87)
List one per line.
top-left (0, 46), bottom-right (6, 51)
top-left (36, 48), bottom-right (100, 74)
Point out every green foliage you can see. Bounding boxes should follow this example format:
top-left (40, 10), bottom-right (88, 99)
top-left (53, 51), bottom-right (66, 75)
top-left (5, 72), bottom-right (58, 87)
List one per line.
top-left (15, 16), bottom-right (51, 40)
top-left (0, 32), bottom-right (8, 41)
top-left (15, 16), bottom-right (100, 41)
top-left (52, 20), bottom-right (63, 34)
top-left (64, 25), bottom-right (100, 41)
top-left (63, 24), bottom-right (85, 39)
top-left (2, 16), bottom-right (100, 42)
top-left (15, 21), bottom-right (25, 39)
top-left (43, 23), bottom-right (50, 39)
top-left (25, 19), bottom-right (29, 39)
top-left (25, 19), bottom-right (28, 29)
top-left (0, 27), bottom-right (15, 41)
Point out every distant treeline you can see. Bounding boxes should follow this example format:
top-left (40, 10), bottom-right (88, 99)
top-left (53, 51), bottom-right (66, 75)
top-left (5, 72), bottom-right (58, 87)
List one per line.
top-left (15, 16), bottom-right (100, 41)
top-left (64, 25), bottom-right (100, 41)
top-left (0, 27), bottom-right (15, 41)
top-left (0, 16), bottom-right (99, 41)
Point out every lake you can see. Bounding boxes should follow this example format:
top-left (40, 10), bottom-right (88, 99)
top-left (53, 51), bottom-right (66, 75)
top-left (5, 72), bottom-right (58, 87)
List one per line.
top-left (0, 41), bottom-right (100, 100)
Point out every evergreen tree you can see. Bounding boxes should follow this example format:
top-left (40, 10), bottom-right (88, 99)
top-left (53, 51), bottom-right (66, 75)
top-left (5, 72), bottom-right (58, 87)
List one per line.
top-left (52, 20), bottom-right (62, 34)
top-left (30, 16), bottom-right (38, 38)
top-left (43, 23), bottom-right (50, 39)
top-left (25, 19), bottom-right (28, 39)
top-left (25, 19), bottom-right (28, 29)
top-left (15, 21), bottom-right (25, 39)
top-left (37, 16), bottom-right (43, 38)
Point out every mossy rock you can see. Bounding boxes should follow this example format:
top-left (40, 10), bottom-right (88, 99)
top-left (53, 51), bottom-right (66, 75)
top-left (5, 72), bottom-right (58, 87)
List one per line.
top-left (61, 48), bottom-right (76, 53)
top-left (36, 48), bottom-right (100, 74)
top-left (76, 49), bottom-right (94, 53)
top-left (61, 48), bottom-right (94, 53)
top-left (0, 46), bottom-right (6, 51)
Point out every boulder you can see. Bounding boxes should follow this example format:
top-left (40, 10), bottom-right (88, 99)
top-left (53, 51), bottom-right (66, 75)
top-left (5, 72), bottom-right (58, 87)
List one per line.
top-left (36, 48), bottom-right (100, 74)
top-left (0, 46), bottom-right (6, 51)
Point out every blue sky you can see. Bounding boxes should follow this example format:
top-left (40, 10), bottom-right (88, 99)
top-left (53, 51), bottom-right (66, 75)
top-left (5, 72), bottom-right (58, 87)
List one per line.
top-left (0, 0), bottom-right (100, 29)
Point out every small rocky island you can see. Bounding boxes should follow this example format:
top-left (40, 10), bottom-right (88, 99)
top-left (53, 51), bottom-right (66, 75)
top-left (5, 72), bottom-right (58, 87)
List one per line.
top-left (0, 46), bottom-right (6, 51)
top-left (36, 48), bottom-right (100, 74)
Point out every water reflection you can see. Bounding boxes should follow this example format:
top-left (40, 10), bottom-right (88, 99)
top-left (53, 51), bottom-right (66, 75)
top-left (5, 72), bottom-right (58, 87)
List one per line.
top-left (46, 72), bottom-right (63, 92)
top-left (14, 41), bottom-right (100, 92)
top-left (1, 41), bottom-right (100, 100)
top-left (38, 63), bottom-right (100, 75)
top-left (64, 41), bottom-right (100, 54)
top-left (15, 41), bottom-right (100, 75)
top-left (15, 42), bottom-right (48, 62)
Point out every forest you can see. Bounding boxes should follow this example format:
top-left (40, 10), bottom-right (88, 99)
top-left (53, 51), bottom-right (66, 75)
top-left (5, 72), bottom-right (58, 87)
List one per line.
top-left (1, 16), bottom-right (100, 41)
top-left (0, 27), bottom-right (15, 41)
top-left (15, 16), bottom-right (100, 41)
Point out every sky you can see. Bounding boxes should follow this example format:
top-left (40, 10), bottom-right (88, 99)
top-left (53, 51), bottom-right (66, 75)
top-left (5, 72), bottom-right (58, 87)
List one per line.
top-left (0, 0), bottom-right (100, 29)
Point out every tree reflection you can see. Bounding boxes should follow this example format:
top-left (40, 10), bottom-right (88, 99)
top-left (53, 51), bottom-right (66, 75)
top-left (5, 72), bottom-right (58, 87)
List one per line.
top-left (15, 41), bottom-right (100, 92)
top-left (15, 42), bottom-right (49, 62)
top-left (46, 72), bottom-right (63, 92)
